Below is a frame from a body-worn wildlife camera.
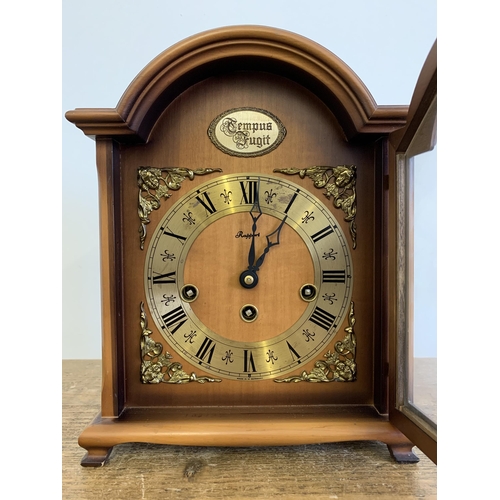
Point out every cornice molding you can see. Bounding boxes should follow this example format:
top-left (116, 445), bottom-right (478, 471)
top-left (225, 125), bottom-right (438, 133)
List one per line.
top-left (66, 25), bottom-right (407, 142)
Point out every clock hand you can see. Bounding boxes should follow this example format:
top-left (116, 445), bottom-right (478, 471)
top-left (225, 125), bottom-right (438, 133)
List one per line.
top-left (252, 215), bottom-right (288, 272)
top-left (240, 215), bottom-right (288, 289)
top-left (247, 181), bottom-right (262, 270)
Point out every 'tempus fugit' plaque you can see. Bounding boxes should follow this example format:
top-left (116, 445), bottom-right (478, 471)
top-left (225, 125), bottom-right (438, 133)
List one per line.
top-left (208, 107), bottom-right (287, 157)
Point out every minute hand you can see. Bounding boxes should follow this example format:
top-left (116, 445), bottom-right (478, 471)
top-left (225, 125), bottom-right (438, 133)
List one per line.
top-left (247, 199), bottom-right (262, 269)
top-left (250, 216), bottom-right (288, 272)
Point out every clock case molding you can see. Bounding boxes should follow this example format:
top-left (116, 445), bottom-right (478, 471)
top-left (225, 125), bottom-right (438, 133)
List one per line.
top-left (66, 26), bottom-right (437, 466)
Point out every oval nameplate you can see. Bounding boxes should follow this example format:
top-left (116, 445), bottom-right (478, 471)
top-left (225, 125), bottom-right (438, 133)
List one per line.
top-left (208, 107), bottom-right (287, 157)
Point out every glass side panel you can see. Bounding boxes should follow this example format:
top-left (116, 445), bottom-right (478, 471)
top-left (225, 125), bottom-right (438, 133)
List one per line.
top-left (410, 146), bottom-right (437, 424)
top-left (405, 95), bottom-right (437, 428)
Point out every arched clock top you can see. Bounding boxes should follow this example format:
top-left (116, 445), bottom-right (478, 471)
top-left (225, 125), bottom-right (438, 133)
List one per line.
top-left (65, 25), bottom-right (407, 143)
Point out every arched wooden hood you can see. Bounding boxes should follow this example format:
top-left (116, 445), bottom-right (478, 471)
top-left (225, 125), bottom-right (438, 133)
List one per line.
top-left (66, 25), bottom-right (407, 142)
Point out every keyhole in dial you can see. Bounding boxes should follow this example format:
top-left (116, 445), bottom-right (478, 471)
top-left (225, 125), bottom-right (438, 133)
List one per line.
top-left (240, 304), bottom-right (258, 323)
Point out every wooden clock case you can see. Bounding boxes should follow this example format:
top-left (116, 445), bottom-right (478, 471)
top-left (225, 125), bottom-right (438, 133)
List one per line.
top-left (66, 26), bottom-right (437, 466)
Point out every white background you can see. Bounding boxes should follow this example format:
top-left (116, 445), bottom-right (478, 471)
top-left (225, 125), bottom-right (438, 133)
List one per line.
top-left (62, 0), bottom-right (437, 359)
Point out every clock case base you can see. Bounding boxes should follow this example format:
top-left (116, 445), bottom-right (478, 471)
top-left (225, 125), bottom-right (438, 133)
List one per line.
top-left (79, 406), bottom-right (418, 466)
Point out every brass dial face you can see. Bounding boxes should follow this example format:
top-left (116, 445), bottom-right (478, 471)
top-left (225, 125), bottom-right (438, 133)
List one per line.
top-left (144, 174), bottom-right (353, 380)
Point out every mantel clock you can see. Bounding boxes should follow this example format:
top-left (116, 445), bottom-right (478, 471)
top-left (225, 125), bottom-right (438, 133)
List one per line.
top-left (66, 26), bottom-right (437, 466)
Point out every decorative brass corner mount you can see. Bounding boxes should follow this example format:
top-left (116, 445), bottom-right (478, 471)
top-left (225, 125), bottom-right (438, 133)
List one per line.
top-left (274, 301), bottom-right (357, 383)
top-left (140, 302), bottom-right (222, 384)
top-left (274, 165), bottom-right (357, 249)
top-left (138, 166), bottom-right (223, 250)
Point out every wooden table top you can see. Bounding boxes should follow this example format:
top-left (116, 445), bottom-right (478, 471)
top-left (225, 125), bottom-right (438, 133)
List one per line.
top-left (63, 359), bottom-right (437, 499)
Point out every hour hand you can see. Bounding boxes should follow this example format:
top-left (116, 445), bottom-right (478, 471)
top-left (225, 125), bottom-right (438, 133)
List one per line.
top-left (253, 216), bottom-right (287, 271)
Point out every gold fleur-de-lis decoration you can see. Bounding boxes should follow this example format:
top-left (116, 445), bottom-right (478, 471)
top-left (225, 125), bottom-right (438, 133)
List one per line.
top-left (274, 165), bottom-right (357, 249)
top-left (275, 301), bottom-right (356, 383)
top-left (138, 166), bottom-right (222, 249)
top-left (139, 303), bottom-right (221, 384)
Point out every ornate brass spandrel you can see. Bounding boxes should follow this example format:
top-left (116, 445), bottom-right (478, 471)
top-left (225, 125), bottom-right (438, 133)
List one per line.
top-left (274, 301), bottom-right (357, 383)
top-left (140, 302), bottom-right (222, 384)
top-left (138, 167), bottom-right (223, 250)
top-left (273, 165), bottom-right (357, 249)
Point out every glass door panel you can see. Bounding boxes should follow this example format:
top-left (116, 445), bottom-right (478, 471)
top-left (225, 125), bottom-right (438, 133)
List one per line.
top-left (402, 95), bottom-right (437, 432)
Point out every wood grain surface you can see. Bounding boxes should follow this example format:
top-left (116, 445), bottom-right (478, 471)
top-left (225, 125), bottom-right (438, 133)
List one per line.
top-left (63, 360), bottom-right (436, 499)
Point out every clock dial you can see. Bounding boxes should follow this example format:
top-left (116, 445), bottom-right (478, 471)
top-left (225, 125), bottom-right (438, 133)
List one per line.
top-left (144, 173), bottom-right (353, 380)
